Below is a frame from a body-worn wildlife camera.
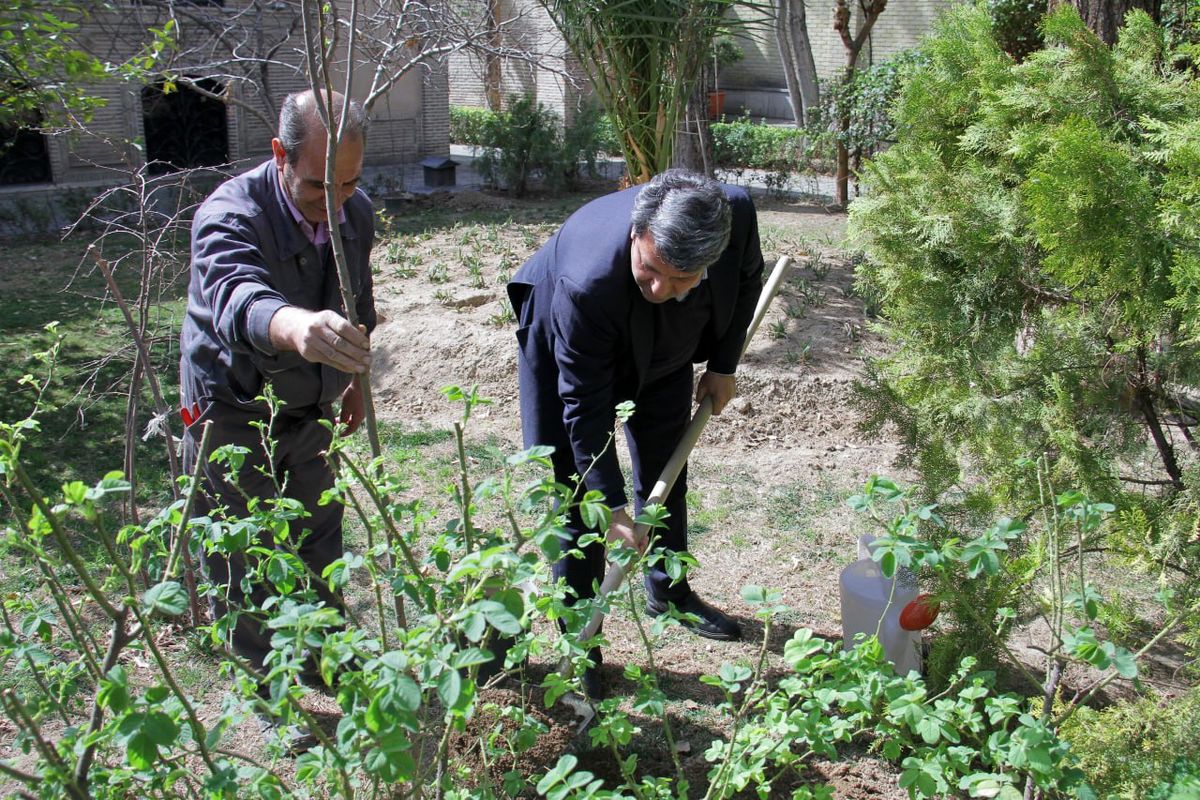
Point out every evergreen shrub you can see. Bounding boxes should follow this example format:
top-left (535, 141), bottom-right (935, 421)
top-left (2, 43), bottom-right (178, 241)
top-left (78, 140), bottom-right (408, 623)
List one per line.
top-left (455, 97), bottom-right (613, 195)
top-left (849, 1), bottom-right (1200, 710)
top-left (1059, 689), bottom-right (1200, 798)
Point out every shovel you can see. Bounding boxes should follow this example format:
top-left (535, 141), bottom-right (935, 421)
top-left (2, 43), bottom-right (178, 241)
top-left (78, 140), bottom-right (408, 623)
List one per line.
top-left (563, 255), bottom-right (794, 733)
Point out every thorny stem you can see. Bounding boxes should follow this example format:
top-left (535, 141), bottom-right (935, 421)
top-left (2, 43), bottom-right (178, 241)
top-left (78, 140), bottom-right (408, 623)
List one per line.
top-left (123, 357), bottom-right (143, 524)
top-left (341, 455), bottom-right (421, 624)
top-left (73, 609), bottom-right (132, 791)
top-left (703, 619), bottom-right (775, 800)
top-left (1055, 612), bottom-right (1183, 727)
top-left (33, 557), bottom-right (104, 679)
top-left (0, 760), bottom-right (40, 788)
top-left (89, 246), bottom-right (182, 493)
top-left (85, 508), bottom-right (222, 776)
top-left (621, 540), bottom-right (686, 787)
top-left (8, 458), bottom-right (122, 620)
top-left (453, 421), bottom-right (475, 551)
top-left (226, 652), bottom-right (355, 798)
top-left (434, 715), bottom-right (456, 800)
top-left (0, 481), bottom-right (103, 676)
top-left (343, 484), bottom-right (391, 650)
top-left (212, 748), bottom-right (290, 788)
top-left (167, 420), bottom-right (212, 628)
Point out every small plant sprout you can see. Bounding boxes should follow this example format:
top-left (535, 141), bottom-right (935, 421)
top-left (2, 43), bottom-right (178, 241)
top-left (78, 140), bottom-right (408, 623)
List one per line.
top-left (488, 300), bottom-right (516, 326)
top-left (806, 252), bottom-right (830, 281)
top-left (426, 263), bottom-right (450, 284)
top-left (769, 319), bottom-right (788, 340)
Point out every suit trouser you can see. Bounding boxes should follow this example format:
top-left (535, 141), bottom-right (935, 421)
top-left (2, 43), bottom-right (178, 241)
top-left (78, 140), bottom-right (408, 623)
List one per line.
top-left (182, 404), bottom-right (344, 677)
top-left (548, 363), bottom-right (695, 606)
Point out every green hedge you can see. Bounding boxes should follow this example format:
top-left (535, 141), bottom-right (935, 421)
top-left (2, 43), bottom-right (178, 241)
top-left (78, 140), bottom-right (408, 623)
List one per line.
top-left (449, 105), bottom-right (496, 146)
top-left (711, 118), bottom-right (807, 172)
top-left (456, 105), bottom-right (814, 174)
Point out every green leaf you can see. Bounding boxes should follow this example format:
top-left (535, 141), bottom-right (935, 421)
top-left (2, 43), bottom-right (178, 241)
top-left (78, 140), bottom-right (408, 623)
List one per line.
top-left (741, 585), bottom-right (767, 604)
top-left (1110, 646), bottom-right (1138, 678)
top-left (579, 492), bottom-right (611, 532)
top-left (142, 581), bottom-right (188, 617)
top-left (127, 732), bottom-right (157, 770)
top-left (142, 712), bottom-right (179, 747)
top-left (394, 675), bottom-right (422, 712)
top-left (437, 668), bottom-right (462, 710)
top-left (537, 754), bottom-right (578, 793)
top-left (97, 665), bottom-right (130, 713)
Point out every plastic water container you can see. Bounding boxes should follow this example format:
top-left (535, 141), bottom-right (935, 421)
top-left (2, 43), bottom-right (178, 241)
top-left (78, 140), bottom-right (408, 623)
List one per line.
top-left (839, 557), bottom-right (922, 676)
top-left (857, 533), bottom-right (878, 561)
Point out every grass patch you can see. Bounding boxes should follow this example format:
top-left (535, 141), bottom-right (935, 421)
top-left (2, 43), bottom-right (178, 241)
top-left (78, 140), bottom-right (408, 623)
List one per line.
top-left (766, 477), bottom-right (846, 531)
top-left (0, 237), bottom-right (186, 504)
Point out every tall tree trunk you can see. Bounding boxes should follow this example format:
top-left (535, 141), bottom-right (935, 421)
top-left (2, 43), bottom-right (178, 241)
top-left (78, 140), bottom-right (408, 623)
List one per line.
top-left (673, 79), bottom-right (714, 176)
top-left (774, 0), bottom-right (819, 125)
top-left (484, 0), bottom-right (502, 111)
top-left (1048, 0), bottom-right (1161, 44)
top-left (833, 0), bottom-right (888, 209)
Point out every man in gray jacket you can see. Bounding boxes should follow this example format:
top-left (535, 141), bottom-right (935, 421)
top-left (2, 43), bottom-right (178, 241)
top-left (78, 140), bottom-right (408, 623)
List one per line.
top-left (179, 89), bottom-right (375, 690)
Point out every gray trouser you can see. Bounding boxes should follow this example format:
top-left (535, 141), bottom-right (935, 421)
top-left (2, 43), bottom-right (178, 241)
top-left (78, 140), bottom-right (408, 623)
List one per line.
top-left (182, 402), bottom-right (344, 677)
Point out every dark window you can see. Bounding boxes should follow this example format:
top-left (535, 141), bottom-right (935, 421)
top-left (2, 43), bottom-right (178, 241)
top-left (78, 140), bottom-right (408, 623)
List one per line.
top-left (141, 78), bottom-right (229, 175)
top-left (0, 113), bottom-right (52, 186)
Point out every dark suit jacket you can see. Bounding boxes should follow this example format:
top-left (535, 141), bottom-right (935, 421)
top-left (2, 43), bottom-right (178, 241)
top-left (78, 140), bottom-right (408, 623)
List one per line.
top-left (508, 182), bottom-right (764, 509)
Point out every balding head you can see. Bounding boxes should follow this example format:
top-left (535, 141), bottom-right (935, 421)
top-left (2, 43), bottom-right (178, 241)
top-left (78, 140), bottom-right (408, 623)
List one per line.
top-left (276, 89), bottom-right (366, 166)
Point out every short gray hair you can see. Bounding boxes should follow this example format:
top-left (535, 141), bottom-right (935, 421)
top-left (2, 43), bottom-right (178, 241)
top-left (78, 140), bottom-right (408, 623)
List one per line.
top-left (630, 169), bottom-right (732, 272)
top-left (277, 90), bottom-right (366, 165)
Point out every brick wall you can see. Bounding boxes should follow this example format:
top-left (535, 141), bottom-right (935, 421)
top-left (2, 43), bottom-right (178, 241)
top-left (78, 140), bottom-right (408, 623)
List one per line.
top-left (5, 0), bottom-right (443, 192)
top-left (447, 0), bottom-right (589, 124)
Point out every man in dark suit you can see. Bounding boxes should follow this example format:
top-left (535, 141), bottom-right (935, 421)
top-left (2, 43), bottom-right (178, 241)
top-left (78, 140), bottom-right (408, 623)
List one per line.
top-left (507, 169), bottom-right (764, 695)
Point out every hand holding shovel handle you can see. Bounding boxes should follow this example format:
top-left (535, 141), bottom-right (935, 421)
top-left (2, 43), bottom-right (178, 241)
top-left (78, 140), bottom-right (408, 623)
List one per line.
top-left (579, 256), bottom-right (793, 642)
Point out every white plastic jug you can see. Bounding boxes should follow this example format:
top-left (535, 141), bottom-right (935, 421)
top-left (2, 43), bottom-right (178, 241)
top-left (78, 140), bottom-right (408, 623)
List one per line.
top-left (839, 556), bottom-right (922, 676)
top-left (857, 533), bottom-right (878, 561)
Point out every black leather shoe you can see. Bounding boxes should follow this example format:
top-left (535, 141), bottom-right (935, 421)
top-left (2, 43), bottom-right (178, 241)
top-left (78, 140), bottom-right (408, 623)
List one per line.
top-left (256, 713), bottom-right (319, 755)
top-left (646, 592), bottom-right (742, 641)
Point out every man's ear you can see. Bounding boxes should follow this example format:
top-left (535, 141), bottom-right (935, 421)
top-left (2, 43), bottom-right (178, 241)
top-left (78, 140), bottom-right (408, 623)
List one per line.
top-left (271, 138), bottom-right (287, 167)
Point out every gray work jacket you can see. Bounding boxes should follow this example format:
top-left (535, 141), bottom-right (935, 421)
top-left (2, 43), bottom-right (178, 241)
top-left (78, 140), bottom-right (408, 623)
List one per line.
top-left (179, 159), bottom-right (376, 422)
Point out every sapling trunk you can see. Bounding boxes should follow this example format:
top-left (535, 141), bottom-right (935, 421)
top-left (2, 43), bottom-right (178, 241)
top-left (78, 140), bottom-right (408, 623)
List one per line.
top-left (89, 246), bottom-right (182, 495)
top-left (300, 0), bottom-right (383, 460)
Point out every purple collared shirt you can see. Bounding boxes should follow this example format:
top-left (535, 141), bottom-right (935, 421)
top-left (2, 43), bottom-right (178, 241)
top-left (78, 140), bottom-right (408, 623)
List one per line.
top-left (277, 166), bottom-right (346, 247)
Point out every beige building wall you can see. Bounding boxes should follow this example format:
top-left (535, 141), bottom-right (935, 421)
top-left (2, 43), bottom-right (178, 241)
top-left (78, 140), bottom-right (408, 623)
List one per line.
top-left (723, 0), bottom-right (956, 119)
